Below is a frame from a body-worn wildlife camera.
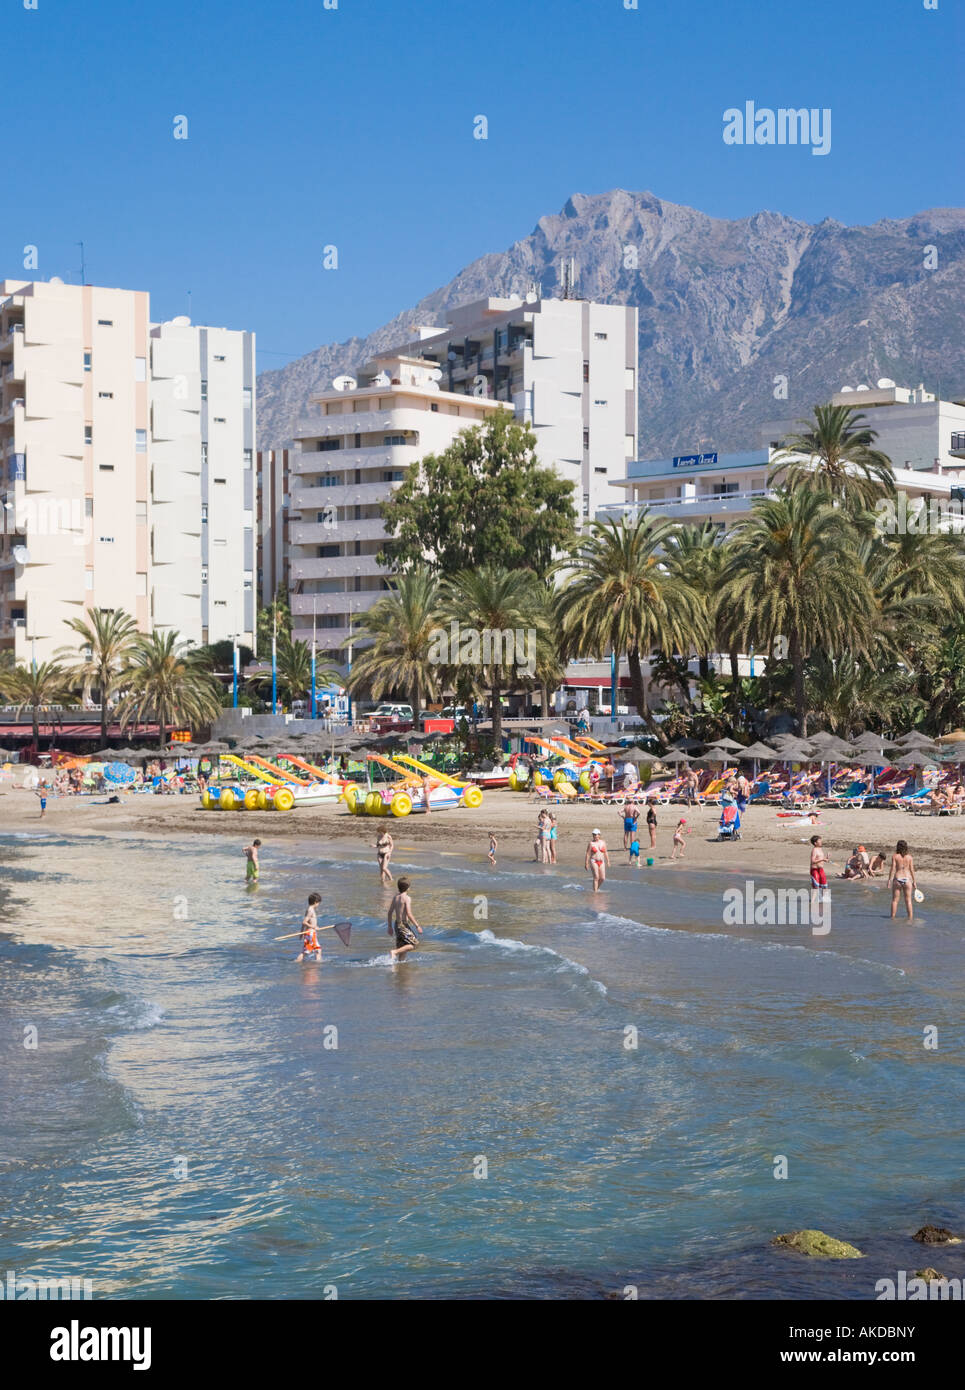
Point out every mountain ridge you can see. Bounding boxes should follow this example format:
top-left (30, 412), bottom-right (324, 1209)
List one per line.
top-left (257, 190), bottom-right (965, 457)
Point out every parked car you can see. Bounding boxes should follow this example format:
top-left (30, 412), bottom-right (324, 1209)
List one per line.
top-left (369, 702), bottom-right (414, 733)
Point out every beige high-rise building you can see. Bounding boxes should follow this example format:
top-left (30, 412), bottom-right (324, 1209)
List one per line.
top-left (0, 278), bottom-right (254, 664)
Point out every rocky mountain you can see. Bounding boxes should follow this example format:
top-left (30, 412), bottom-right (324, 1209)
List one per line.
top-left (256, 190), bottom-right (965, 456)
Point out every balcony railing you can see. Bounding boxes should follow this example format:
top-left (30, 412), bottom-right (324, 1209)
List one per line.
top-left (951, 433), bottom-right (965, 455)
top-left (597, 488), bottom-right (771, 519)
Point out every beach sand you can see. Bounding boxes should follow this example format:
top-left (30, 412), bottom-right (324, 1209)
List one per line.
top-left (2, 784), bottom-right (962, 891)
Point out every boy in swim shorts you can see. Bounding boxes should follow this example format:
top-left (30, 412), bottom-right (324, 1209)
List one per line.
top-left (243, 839), bottom-right (261, 882)
top-left (809, 834), bottom-right (831, 905)
top-left (388, 877), bottom-right (422, 961)
top-left (296, 892), bottom-right (322, 962)
top-left (488, 833), bottom-right (497, 867)
top-left (628, 836), bottom-right (640, 867)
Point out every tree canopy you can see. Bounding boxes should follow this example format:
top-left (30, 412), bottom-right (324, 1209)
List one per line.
top-left (378, 409), bottom-right (578, 577)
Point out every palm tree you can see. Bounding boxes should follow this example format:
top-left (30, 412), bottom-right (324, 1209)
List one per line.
top-left (769, 403), bottom-right (895, 510)
top-left (441, 565), bottom-right (547, 744)
top-left (721, 489), bottom-right (877, 735)
top-left (250, 634), bottom-right (339, 710)
top-left (115, 631), bottom-right (223, 746)
top-left (554, 512), bottom-right (706, 733)
top-left (345, 568), bottom-right (442, 727)
top-left (55, 607), bottom-right (139, 748)
top-left (804, 652), bottom-right (903, 736)
top-left (1, 662), bottom-right (71, 749)
top-left (664, 521), bottom-right (722, 679)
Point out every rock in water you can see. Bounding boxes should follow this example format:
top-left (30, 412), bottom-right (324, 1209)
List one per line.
top-left (915, 1268), bottom-right (944, 1281)
top-left (773, 1229), bottom-right (863, 1258)
top-left (912, 1225), bottom-right (961, 1245)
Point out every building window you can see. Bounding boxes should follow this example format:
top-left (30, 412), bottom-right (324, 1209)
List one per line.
top-left (98, 390), bottom-right (112, 399)
top-left (201, 504), bottom-right (208, 523)
top-left (583, 429), bottom-right (589, 450)
top-left (383, 435), bottom-right (407, 446)
top-left (317, 439), bottom-right (341, 452)
top-left (594, 467), bottom-right (607, 475)
top-left (320, 615), bottom-right (341, 629)
top-left (214, 477), bottom-right (226, 485)
top-left (201, 567), bottom-right (208, 583)
top-left (99, 535), bottom-right (115, 543)
top-left (213, 416), bottom-right (226, 423)
top-left (201, 380), bottom-right (208, 401)
top-left (583, 361), bottom-right (589, 383)
top-left (430, 402), bottom-right (438, 412)
top-left (214, 354), bottom-right (225, 362)
top-left (135, 429), bottom-right (147, 453)
top-left (243, 388), bottom-right (252, 408)
top-left (135, 357), bottom-right (146, 382)
top-left (318, 474), bottom-right (341, 487)
top-left (85, 497), bottom-right (93, 516)
top-left (316, 544), bottom-right (339, 557)
top-left (214, 599), bottom-right (227, 606)
top-left (99, 464), bottom-right (115, 472)
top-left (244, 449), bottom-right (252, 466)
top-left (214, 538), bottom-right (227, 546)
top-left (594, 332), bottom-right (607, 341)
top-left (83, 351), bottom-right (92, 372)
top-left (594, 399), bottom-right (607, 407)
top-left (97, 319), bottom-right (113, 327)
top-left (85, 425), bottom-right (93, 445)
top-left (201, 442), bottom-right (208, 464)
top-left (382, 471), bottom-right (404, 482)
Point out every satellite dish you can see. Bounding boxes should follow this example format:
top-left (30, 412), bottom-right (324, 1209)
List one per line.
top-left (877, 377), bottom-right (896, 389)
top-left (12, 545), bottom-right (30, 565)
top-left (371, 371), bottom-right (390, 388)
top-left (332, 375), bottom-right (357, 392)
top-left (857, 384), bottom-right (869, 391)
top-left (172, 315), bottom-right (191, 326)
top-left (839, 385), bottom-right (854, 392)
top-left (429, 367), bottom-right (442, 382)
top-left (49, 276), bottom-right (64, 285)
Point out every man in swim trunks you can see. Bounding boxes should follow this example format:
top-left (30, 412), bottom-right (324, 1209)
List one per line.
top-left (622, 804), bottom-right (639, 849)
top-left (585, 829), bottom-right (610, 891)
top-left (809, 834), bottom-right (831, 908)
top-left (388, 876), bottom-right (422, 960)
top-left (243, 839), bottom-right (261, 882)
top-left (297, 892), bottom-right (322, 962)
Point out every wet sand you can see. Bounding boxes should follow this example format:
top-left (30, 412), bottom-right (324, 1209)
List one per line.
top-left (1, 783), bottom-right (962, 892)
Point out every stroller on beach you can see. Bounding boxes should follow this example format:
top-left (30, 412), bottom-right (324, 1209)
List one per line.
top-left (717, 804), bottom-right (741, 841)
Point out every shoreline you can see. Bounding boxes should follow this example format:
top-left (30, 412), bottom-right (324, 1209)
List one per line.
top-left (2, 787), bottom-right (962, 895)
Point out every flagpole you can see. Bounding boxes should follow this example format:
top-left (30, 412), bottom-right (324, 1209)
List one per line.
top-left (311, 598), bottom-right (317, 720)
top-left (232, 637), bottom-right (239, 708)
top-left (271, 608), bottom-right (278, 715)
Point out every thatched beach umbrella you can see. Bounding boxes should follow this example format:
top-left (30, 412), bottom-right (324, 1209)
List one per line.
top-left (895, 730), bottom-right (938, 748)
top-left (936, 729), bottom-right (965, 746)
top-left (660, 749), bottom-right (692, 764)
top-left (894, 751), bottom-right (938, 769)
top-left (621, 746), bottom-right (658, 765)
top-left (851, 731), bottom-right (900, 752)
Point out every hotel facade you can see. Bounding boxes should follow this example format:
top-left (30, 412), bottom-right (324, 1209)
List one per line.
top-left (0, 278), bottom-right (255, 664)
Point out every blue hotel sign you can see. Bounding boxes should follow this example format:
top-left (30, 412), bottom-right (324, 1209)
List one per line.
top-left (672, 452), bottom-right (718, 469)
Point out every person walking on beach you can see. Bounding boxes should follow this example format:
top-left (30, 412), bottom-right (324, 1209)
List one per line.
top-left (374, 829), bottom-right (394, 884)
top-left (535, 809), bottom-right (550, 863)
top-left (646, 801), bottom-right (658, 851)
top-left (488, 832), bottom-right (497, 867)
top-left (585, 829), bottom-right (610, 891)
top-left (622, 803), bottom-right (639, 850)
top-left (670, 817), bottom-right (688, 860)
top-left (243, 838), bottom-right (261, 882)
top-left (548, 812), bottom-right (558, 864)
top-left (388, 877), bottom-right (422, 961)
top-left (35, 785), bottom-right (47, 819)
top-left (809, 834), bottom-right (832, 910)
top-left (421, 774), bottom-right (433, 816)
top-left (296, 893), bottom-right (322, 963)
top-left (888, 840), bottom-right (918, 921)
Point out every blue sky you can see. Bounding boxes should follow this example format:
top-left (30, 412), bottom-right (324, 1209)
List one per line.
top-left (3, 0), bottom-right (959, 366)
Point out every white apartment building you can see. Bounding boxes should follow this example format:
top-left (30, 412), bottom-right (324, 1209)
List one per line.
top-left (289, 357), bottom-right (503, 654)
top-left (0, 278), bottom-right (254, 664)
top-left (389, 292), bottom-right (639, 519)
top-left (601, 382), bottom-right (965, 530)
top-left (257, 445), bottom-right (294, 610)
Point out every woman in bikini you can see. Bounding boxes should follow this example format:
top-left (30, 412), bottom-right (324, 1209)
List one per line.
top-left (585, 829), bottom-right (610, 891)
top-left (888, 839), bottom-right (918, 921)
top-left (374, 829), bottom-right (394, 884)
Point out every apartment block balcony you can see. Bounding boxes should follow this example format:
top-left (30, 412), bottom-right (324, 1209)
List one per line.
top-left (291, 554), bottom-right (387, 582)
top-left (0, 398), bottom-right (24, 426)
top-left (290, 591), bottom-right (380, 618)
top-left (291, 517), bottom-right (387, 545)
top-left (597, 489), bottom-right (771, 523)
top-left (951, 432), bottom-right (965, 459)
top-left (0, 323), bottom-right (24, 353)
top-left (291, 444), bottom-right (416, 476)
top-left (295, 409), bottom-right (399, 441)
top-left (292, 481), bottom-right (392, 510)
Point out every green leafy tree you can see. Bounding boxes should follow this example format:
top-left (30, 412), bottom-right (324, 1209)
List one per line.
top-left (769, 404), bottom-right (895, 510)
top-left (379, 409), bottom-right (578, 577)
top-left (555, 512), bottom-right (707, 735)
top-left (0, 662), bottom-right (71, 749)
top-left (721, 489), bottom-right (877, 735)
top-left (257, 585), bottom-right (292, 653)
top-left (345, 568), bottom-right (442, 726)
top-left (116, 632), bottom-right (224, 746)
top-left (55, 607), bottom-right (140, 748)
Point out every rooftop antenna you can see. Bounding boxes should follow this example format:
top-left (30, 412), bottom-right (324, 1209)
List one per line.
top-left (76, 241), bottom-right (86, 286)
top-left (560, 257), bottom-right (578, 300)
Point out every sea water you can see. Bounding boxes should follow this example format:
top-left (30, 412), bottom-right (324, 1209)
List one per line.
top-left (1, 831), bottom-right (963, 1300)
